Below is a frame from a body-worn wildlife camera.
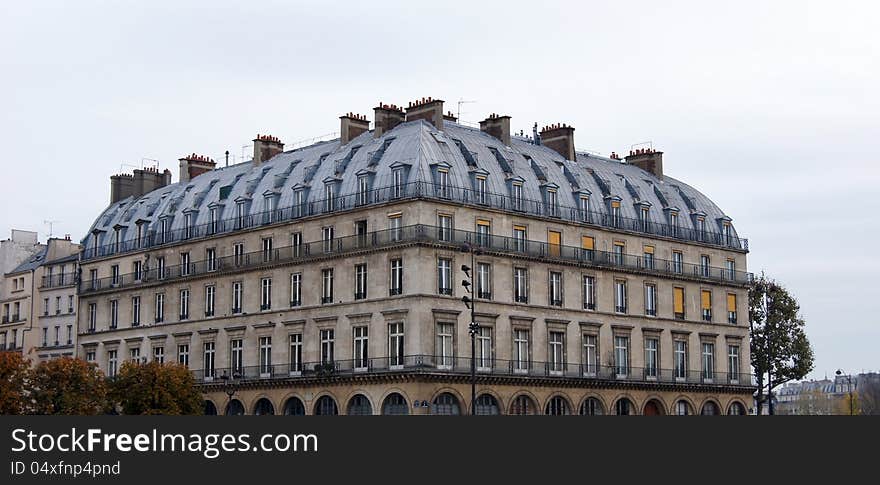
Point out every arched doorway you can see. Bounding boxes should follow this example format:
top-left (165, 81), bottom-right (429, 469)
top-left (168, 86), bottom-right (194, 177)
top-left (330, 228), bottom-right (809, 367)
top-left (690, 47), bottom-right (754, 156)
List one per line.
top-left (314, 395), bottom-right (339, 415)
top-left (580, 397), bottom-right (604, 415)
top-left (203, 400), bottom-right (217, 415)
top-left (283, 397), bottom-right (305, 415)
top-left (701, 401), bottom-right (720, 415)
top-left (253, 398), bottom-right (275, 415)
top-left (545, 396), bottom-right (570, 415)
top-left (225, 399), bottom-right (245, 416)
top-left (614, 398), bottom-right (634, 415)
top-left (431, 393), bottom-right (461, 415)
top-left (346, 394), bottom-right (373, 415)
top-left (381, 393), bottom-right (409, 415)
top-left (475, 394), bottom-right (500, 415)
top-left (510, 395), bottom-right (537, 415)
top-left (727, 402), bottom-right (746, 415)
top-left (674, 400), bottom-right (693, 416)
top-left (643, 399), bottom-right (665, 416)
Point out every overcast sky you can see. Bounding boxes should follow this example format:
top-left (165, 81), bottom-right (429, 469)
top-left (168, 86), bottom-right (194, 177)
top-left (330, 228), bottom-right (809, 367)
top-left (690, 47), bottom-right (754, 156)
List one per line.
top-left (2, 0), bottom-right (877, 379)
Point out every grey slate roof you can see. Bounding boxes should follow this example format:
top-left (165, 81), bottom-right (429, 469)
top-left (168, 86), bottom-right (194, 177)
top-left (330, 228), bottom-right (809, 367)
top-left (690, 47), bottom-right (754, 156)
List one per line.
top-left (8, 246), bottom-right (48, 275)
top-left (84, 120), bottom-right (737, 249)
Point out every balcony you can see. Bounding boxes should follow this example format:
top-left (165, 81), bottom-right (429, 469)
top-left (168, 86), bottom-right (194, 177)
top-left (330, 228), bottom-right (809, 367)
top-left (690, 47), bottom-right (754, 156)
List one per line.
top-left (550, 299), bottom-right (563, 307)
top-left (438, 288), bottom-right (453, 296)
top-left (583, 302), bottom-right (596, 310)
top-left (82, 181), bottom-right (749, 263)
top-left (389, 288), bottom-right (402, 296)
top-left (79, 224), bottom-right (754, 297)
top-left (515, 295), bottom-right (529, 304)
top-left (40, 272), bottom-right (78, 289)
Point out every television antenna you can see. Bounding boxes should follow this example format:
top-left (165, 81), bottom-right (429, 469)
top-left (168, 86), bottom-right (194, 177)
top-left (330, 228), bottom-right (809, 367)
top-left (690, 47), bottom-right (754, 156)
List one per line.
top-left (457, 98), bottom-right (477, 120)
top-left (44, 220), bottom-right (61, 239)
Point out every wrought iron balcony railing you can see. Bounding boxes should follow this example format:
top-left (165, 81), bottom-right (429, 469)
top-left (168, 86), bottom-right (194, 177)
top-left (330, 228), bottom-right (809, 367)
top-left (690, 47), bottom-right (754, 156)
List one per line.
top-left (40, 272), bottom-right (78, 289)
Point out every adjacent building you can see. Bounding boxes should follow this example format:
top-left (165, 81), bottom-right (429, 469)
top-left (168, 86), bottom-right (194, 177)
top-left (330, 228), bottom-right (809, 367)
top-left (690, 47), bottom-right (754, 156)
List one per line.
top-left (76, 97), bottom-right (754, 415)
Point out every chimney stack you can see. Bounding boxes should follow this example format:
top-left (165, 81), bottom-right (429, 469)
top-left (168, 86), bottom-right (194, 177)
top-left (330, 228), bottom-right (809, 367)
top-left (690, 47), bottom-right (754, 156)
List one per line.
top-left (178, 153), bottom-right (216, 184)
top-left (110, 166), bottom-right (172, 204)
top-left (340, 112), bottom-right (370, 145)
top-left (253, 134), bottom-right (284, 166)
top-left (443, 111), bottom-right (458, 123)
top-left (480, 113), bottom-right (512, 146)
top-left (625, 148), bottom-right (664, 178)
top-left (404, 97), bottom-right (444, 130)
top-left (373, 102), bottom-right (405, 138)
top-left (539, 123), bottom-right (576, 161)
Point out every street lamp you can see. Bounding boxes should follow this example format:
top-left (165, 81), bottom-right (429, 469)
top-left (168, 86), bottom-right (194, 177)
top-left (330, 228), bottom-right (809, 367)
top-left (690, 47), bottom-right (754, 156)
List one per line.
top-left (220, 370), bottom-right (239, 415)
top-left (460, 244), bottom-right (481, 415)
top-left (836, 369), bottom-right (856, 416)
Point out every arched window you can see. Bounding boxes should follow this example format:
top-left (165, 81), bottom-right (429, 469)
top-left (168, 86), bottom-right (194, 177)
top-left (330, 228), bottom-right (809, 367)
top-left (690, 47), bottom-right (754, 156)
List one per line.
top-left (510, 395), bottom-right (537, 415)
top-left (643, 399), bottom-right (664, 416)
top-left (579, 397), bottom-right (604, 416)
top-left (283, 397), bottom-right (305, 415)
top-left (545, 396), bottom-right (570, 415)
top-left (615, 398), bottom-right (633, 415)
top-left (225, 399), bottom-right (245, 416)
top-left (314, 395), bottom-right (339, 415)
top-left (701, 401), bottom-right (719, 415)
top-left (475, 394), bottom-right (500, 415)
top-left (432, 393), bottom-right (461, 415)
top-left (675, 400), bottom-right (692, 416)
top-left (203, 400), bottom-right (217, 416)
top-left (727, 402), bottom-right (746, 415)
top-left (253, 398), bottom-right (275, 415)
top-left (346, 394), bottom-right (373, 415)
top-left (382, 393), bottom-right (409, 415)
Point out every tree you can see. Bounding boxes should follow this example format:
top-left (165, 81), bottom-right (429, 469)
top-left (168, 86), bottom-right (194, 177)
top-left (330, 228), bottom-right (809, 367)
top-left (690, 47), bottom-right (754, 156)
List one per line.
top-left (0, 351), bottom-right (31, 414)
top-left (749, 274), bottom-right (814, 415)
top-left (30, 357), bottom-right (109, 415)
top-left (110, 361), bottom-right (203, 415)
top-left (858, 375), bottom-right (880, 415)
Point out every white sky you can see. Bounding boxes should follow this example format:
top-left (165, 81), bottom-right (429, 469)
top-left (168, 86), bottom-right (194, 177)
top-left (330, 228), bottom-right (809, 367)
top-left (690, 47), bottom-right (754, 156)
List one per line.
top-left (1, 0), bottom-right (877, 379)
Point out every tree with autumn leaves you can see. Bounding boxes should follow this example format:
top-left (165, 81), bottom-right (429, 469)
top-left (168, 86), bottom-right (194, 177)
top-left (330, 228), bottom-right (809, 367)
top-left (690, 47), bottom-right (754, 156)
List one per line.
top-left (110, 360), bottom-right (203, 415)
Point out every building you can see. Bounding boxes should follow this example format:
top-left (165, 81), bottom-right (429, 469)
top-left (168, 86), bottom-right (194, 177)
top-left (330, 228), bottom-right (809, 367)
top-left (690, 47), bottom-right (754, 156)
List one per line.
top-left (1, 233), bottom-right (80, 358)
top-left (775, 373), bottom-right (874, 415)
top-left (76, 97), bottom-right (754, 415)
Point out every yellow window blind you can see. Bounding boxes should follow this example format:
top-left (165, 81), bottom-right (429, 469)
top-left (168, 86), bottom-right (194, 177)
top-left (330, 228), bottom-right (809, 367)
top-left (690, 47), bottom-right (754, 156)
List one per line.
top-left (611, 200), bottom-right (621, 208)
top-left (727, 294), bottom-right (736, 312)
top-left (477, 219), bottom-right (490, 227)
top-left (582, 236), bottom-right (594, 250)
top-left (643, 245), bottom-right (654, 254)
top-left (701, 290), bottom-right (711, 309)
top-left (513, 225), bottom-right (526, 232)
top-left (673, 288), bottom-right (684, 313)
top-left (548, 231), bottom-right (561, 257)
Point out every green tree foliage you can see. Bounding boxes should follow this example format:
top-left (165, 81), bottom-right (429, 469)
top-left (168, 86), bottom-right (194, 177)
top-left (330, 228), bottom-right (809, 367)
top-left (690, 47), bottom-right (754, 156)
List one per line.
top-left (749, 274), bottom-right (814, 415)
top-left (110, 361), bottom-right (203, 415)
top-left (0, 351), bottom-right (31, 414)
top-left (30, 357), bottom-right (108, 415)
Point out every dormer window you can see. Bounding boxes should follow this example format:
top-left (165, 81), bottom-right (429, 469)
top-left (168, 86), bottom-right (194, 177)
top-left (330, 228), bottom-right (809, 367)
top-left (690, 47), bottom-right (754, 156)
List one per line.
top-left (548, 188), bottom-right (558, 216)
top-left (437, 168), bottom-right (449, 199)
top-left (183, 212), bottom-right (195, 239)
top-left (666, 209), bottom-right (680, 237)
top-left (209, 207), bottom-right (218, 234)
top-left (324, 183), bottom-right (335, 212)
top-left (637, 205), bottom-right (651, 232)
top-left (392, 168), bottom-right (404, 199)
top-left (721, 220), bottom-right (733, 246)
top-left (610, 199), bottom-right (622, 227)
top-left (135, 223), bottom-right (144, 249)
top-left (512, 182), bottom-right (524, 211)
top-left (357, 175), bottom-right (369, 206)
top-left (293, 188), bottom-right (306, 218)
top-left (476, 175), bottom-right (488, 205)
top-left (577, 192), bottom-right (591, 223)
top-left (263, 193), bottom-right (279, 224)
top-left (236, 201), bottom-right (247, 228)
top-left (113, 227), bottom-right (122, 253)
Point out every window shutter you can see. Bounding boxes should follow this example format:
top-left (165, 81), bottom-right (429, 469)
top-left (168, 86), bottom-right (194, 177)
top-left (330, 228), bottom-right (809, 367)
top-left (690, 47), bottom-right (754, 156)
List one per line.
top-left (674, 288), bottom-right (684, 313)
top-left (701, 290), bottom-right (711, 309)
top-left (727, 294), bottom-right (737, 312)
top-left (581, 236), bottom-right (594, 250)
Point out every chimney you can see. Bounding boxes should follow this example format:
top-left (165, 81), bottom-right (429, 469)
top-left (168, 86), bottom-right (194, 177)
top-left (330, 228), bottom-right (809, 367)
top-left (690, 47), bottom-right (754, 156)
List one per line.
top-left (110, 166), bottom-right (172, 204)
top-left (340, 112), bottom-right (370, 145)
top-left (178, 153), bottom-right (216, 184)
top-left (625, 148), bottom-right (664, 178)
top-left (443, 111), bottom-right (458, 123)
top-left (253, 134), bottom-right (284, 166)
top-left (373, 102), bottom-right (405, 138)
top-left (404, 97), bottom-right (444, 130)
top-left (539, 123), bottom-right (576, 161)
top-left (479, 113), bottom-right (511, 146)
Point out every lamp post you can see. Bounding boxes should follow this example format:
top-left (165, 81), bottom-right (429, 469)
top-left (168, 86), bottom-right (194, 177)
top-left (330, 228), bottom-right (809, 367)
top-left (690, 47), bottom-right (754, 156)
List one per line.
top-left (220, 370), bottom-right (239, 415)
top-left (836, 369), bottom-right (856, 416)
top-left (460, 243), bottom-right (481, 415)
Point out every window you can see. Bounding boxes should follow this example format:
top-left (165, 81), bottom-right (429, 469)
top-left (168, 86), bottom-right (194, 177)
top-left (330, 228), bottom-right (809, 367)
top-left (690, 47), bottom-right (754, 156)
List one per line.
top-left (357, 175), bottom-right (369, 206)
top-left (388, 214), bottom-right (402, 241)
top-left (389, 258), bottom-right (403, 296)
top-left (670, 212), bottom-right (679, 236)
top-left (324, 183), bottom-right (335, 212)
top-left (476, 327), bottom-right (492, 371)
top-left (581, 236), bottom-right (594, 261)
top-left (289, 334), bottom-right (303, 373)
top-left (476, 219), bottom-right (491, 247)
top-left (129, 347), bottom-right (140, 363)
top-left (728, 345), bottom-right (740, 383)
top-left (131, 296), bottom-right (141, 326)
top-left (154, 294), bottom-right (164, 323)
top-left (180, 252), bottom-right (191, 276)
top-left (673, 287), bottom-right (685, 320)
top-left (179, 289), bottom-right (189, 320)
top-left (702, 343), bottom-right (715, 381)
top-left (262, 237), bottom-right (273, 262)
top-left (133, 260), bottom-right (143, 281)
top-left (700, 255), bottom-right (710, 277)
top-left (640, 206), bottom-right (650, 231)
top-left (674, 340), bottom-right (687, 380)
top-left (66, 325), bottom-right (72, 345)
top-left (610, 200), bottom-right (621, 227)
top-left (545, 396), bottom-right (569, 416)
top-left (672, 251), bottom-right (683, 274)
top-left (615, 399), bottom-right (632, 416)
top-left (293, 189), bottom-right (305, 217)
top-left (209, 207), bottom-right (218, 234)
top-left (388, 322), bottom-right (404, 367)
top-left (321, 268), bottom-right (334, 304)
top-left (511, 395), bottom-right (535, 415)
top-left (701, 290), bottom-right (712, 321)
top-left (354, 264), bottom-right (367, 300)
top-left (549, 331), bottom-right (565, 374)
top-left (580, 397), bottom-right (603, 416)
top-left (322, 226), bottom-right (334, 253)
top-left (259, 336), bottom-right (272, 376)
top-left (203, 342), bottom-right (215, 379)
top-left (614, 336), bottom-right (629, 377)
top-left (178, 344), bottom-right (189, 367)
top-left (85, 350), bottom-right (95, 362)
top-left (726, 259), bottom-right (736, 280)
top-left (232, 281), bottom-right (242, 313)
top-left (547, 188), bottom-right (558, 216)
top-left (68, 295), bottom-right (74, 313)
top-left (90, 269), bottom-right (98, 289)
top-left (675, 400), bottom-right (691, 416)
top-left (579, 195), bottom-right (590, 222)
top-left (643, 245), bottom-right (654, 269)
top-left (547, 230), bottom-right (561, 258)
top-left (513, 225), bottom-right (527, 252)
top-left (260, 277), bottom-right (272, 310)
top-left (41, 328), bottom-right (47, 347)
top-left (393, 167), bottom-right (404, 198)
top-left (476, 263), bottom-right (491, 299)
top-left (645, 338), bottom-right (659, 378)
top-left (433, 393), bottom-right (460, 415)
top-left (290, 273), bottom-right (302, 307)
top-left (233, 243), bottom-right (244, 266)
top-left (353, 326), bottom-right (369, 371)
top-left (107, 350), bottom-right (118, 378)
top-left (723, 221), bottom-right (733, 245)
top-left (582, 334), bottom-right (598, 375)
top-left (110, 300), bottom-right (118, 329)
top-left (437, 168), bottom-right (449, 198)
top-left (614, 280), bottom-right (627, 313)
top-left (645, 283), bottom-right (657, 316)
top-left (438, 214), bottom-right (452, 241)
top-left (184, 213), bottom-right (194, 239)
top-left (513, 267), bottom-right (529, 303)
top-left (613, 241), bottom-right (625, 266)
top-left (437, 258), bottom-right (452, 295)
top-left (476, 175), bottom-right (488, 204)
top-left (111, 265), bottom-right (120, 285)
top-left (205, 285), bottom-right (215, 317)
top-left (549, 271), bottom-right (563, 306)
top-left (727, 293), bottom-right (738, 324)
top-left (154, 346), bottom-right (164, 364)
top-left (583, 275), bottom-right (596, 310)
top-left (436, 323), bottom-right (454, 369)
top-left (512, 182), bottom-right (524, 210)
top-left (320, 329), bottom-right (335, 364)
top-left (157, 257), bottom-right (166, 280)
top-left (697, 216), bottom-right (707, 239)
top-left (291, 232), bottom-right (303, 257)
top-left (513, 329), bottom-right (529, 372)
top-left (43, 298), bottom-right (49, 315)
